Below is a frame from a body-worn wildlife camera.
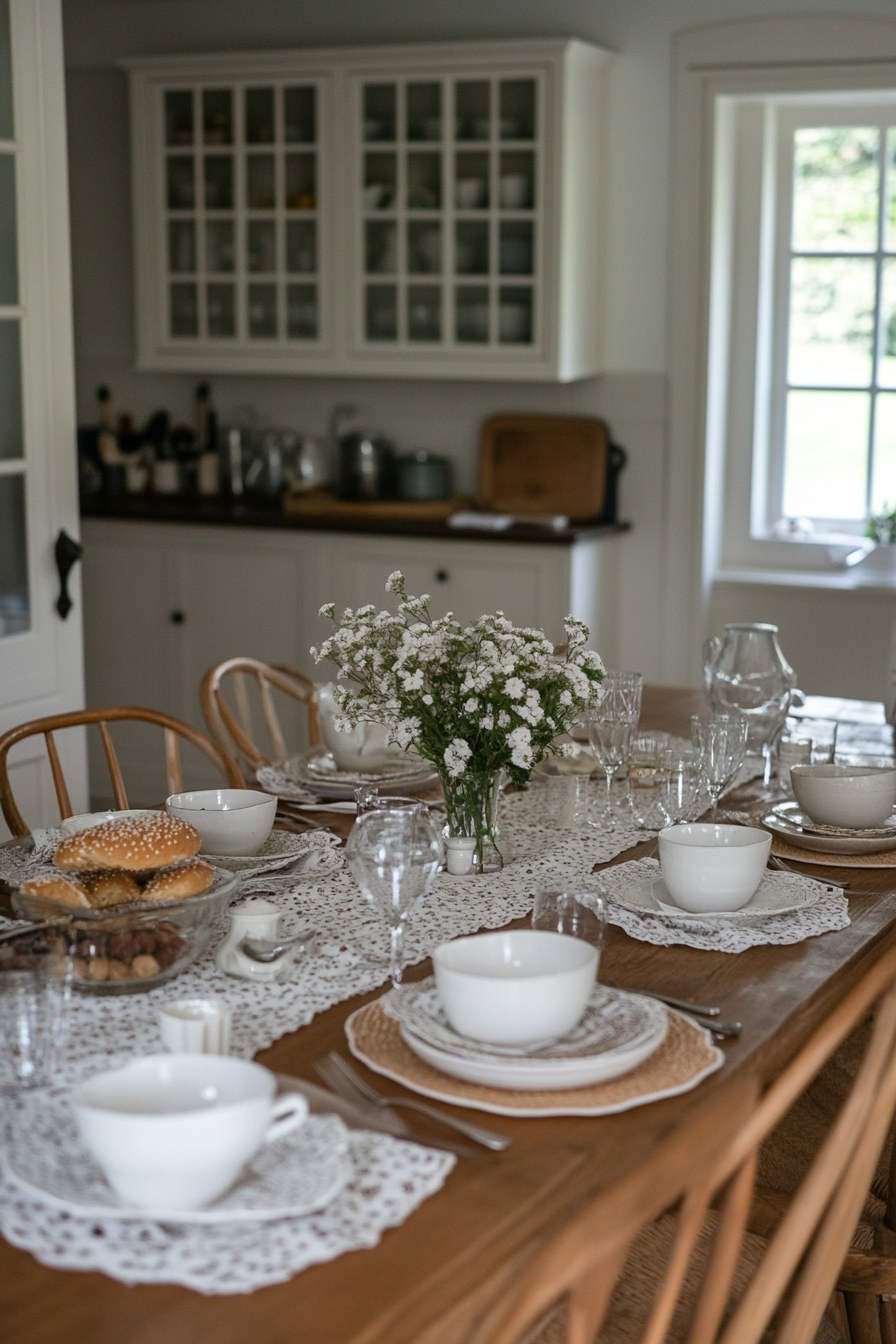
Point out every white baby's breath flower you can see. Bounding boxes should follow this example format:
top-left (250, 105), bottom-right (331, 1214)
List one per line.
top-left (504, 676), bottom-right (525, 700)
top-left (386, 571), bottom-right (404, 593)
top-left (506, 724), bottom-right (533, 769)
top-left (422, 694), bottom-right (434, 705)
top-left (463, 698), bottom-right (478, 714)
top-left (318, 602), bottom-right (335, 619)
top-left (402, 669), bottom-right (424, 691)
top-left (558, 742), bottom-right (578, 757)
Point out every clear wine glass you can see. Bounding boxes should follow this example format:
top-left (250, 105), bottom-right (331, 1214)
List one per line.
top-left (690, 712), bottom-right (748, 819)
top-left (587, 671), bottom-right (643, 829)
top-left (345, 805), bottom-right (442, 987)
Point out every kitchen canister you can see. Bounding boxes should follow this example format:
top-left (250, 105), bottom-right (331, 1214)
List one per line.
top-left (395, 451), bottom-right (452, 501)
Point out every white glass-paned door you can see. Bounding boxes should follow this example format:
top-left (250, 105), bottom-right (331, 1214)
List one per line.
top-left (0, 0), bottom-right (28, 640)
top-left (0, 0), bottom-right (86, 837)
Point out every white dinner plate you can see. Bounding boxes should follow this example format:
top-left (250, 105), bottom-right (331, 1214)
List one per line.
top-left (383, 979), bottom-right (666, 1062)
top-left (282, 749), bottom-right (439, 800)
top-left (770, 801), bottom-right (896, 841)
top-left (385, 983), bottom-right (668, 1091)
top-left (3, 1091), bottom-right (352, 1224)
top-left (762, 809), bottom-right (896, 855)
top-left (610, 874), bottom-right (821, 923)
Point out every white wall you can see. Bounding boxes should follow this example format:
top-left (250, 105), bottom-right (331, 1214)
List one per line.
top-left (61, 0), bottom-right (896, 694)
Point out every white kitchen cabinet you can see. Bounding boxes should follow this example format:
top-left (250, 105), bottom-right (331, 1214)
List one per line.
top-left (125, 38), bottom-right (610, 381)
top-left (81, 519), bottom-right (620, 803)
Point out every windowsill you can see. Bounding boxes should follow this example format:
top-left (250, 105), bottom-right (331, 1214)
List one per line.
top-left (714, 565), bottom-right (896, 593)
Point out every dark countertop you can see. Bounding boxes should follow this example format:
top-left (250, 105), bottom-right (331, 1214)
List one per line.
top-left (80, 493), bottom-right (630, 546)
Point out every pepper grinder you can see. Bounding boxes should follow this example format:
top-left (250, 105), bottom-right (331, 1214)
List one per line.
top-left (214, 899), bottom-right (292, 981)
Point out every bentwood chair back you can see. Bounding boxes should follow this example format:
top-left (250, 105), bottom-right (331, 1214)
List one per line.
top-left (471, 944), bottom-right (896, 1344)
top-left (0, 706), bottom-right (244, 837)
top-left (200, 657), bottom-right (320, 778)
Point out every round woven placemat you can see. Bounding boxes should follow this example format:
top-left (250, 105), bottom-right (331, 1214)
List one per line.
top-left (749, 811), bottom-right (896, 868)
top-left (345, 1001), bottom-right (724, 1118)
top-left (770, 834), bottom-right (896, 868)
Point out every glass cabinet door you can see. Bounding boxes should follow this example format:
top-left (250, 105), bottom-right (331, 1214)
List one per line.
top-left (163, 79), bottom-right (322, 345)
top-left (358, 72), bottom-right (538, 351)
top-left (0, 0), bottom-right (28, 640)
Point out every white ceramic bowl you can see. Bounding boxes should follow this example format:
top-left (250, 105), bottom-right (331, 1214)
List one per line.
top-left (165, 789), bottom-right (276, 855)
top-left (60, 809), bottom-right (157, 836)
top-left (432, 930), bottom-right (597, 1047)
top-left (790, 764), bottom-right (896, 829)
top-left (71, 1054), bottom-right (307, 1211)
top-left (658, 824), bottom-right (771, 913)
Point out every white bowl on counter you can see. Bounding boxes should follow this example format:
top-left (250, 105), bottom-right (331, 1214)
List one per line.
top-left (790, 764), bottom-right (896, 829)
top-left (165, 789), bottom-right (276, 856)
top-left (658, 824), bottom-right (771, 913)
top-left (432, 929), bottom-right (597, 1047)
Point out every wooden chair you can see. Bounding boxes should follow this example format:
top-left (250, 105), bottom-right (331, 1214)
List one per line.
top-left (200, 657), bottom-right (320, 779)
top-left (0, 706), bottom-right (244, 837)
top-left (470, 944), bottom-right (896, 1344)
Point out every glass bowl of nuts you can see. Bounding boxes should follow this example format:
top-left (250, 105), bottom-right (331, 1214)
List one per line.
top-left (11, 868), bottom-right (239, 995)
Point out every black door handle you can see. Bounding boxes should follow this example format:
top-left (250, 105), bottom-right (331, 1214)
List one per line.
top-left (54, 529), bottom-right (83, 620)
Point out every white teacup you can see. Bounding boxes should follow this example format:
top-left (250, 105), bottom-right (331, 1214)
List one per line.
top-left (71, 1055), bottom-right (307, 1211)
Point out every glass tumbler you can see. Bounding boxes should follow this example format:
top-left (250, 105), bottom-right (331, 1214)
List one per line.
top-left (658, 747), bottom-right (700, 824)
top-left (628, 733), bottom-right (667, 829)
top-left (531, 888), bottom-right (606, 975)
top-left (0, 928), bottom-right (74, 1091)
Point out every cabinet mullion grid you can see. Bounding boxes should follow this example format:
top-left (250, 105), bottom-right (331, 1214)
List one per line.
top-left (444, 76), bottom-right (455, 348)
top-left (397, 78), bottom-right (407, 344)
top-left (233, 81), bottom-right (246, 343)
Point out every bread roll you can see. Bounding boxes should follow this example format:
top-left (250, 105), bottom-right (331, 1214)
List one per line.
top-left (54, 814), bottom-right (201, 873)
top-left (20, 873), bottom-right (91, 908)
top-left (82, 870), bottom-right (141, 909)
top-left (142, 859), bottom-right (215, 902)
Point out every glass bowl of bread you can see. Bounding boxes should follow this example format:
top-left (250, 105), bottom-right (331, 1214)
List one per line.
top-left (11, 813), bottom-right (239, 995)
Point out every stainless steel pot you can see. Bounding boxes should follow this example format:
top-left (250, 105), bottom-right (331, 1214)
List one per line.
top-left (337, 432), bottom-right (395, 500)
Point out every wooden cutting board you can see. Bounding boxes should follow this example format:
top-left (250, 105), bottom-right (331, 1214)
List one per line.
top-left (477, 414), bottom-right (610, 520)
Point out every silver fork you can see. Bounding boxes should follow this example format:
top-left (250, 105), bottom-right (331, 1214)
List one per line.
top-left (768, 854), bottom-right (849, 888)
top-left (324, 1052), bottom-right (511, 1151)
top-left (313, 1059), bottom-right (479, 1159)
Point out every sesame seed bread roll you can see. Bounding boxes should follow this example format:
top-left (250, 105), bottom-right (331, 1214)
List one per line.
top-left (19, 873), bottom-right (91, 908)
top-left (82, 870), bottom-right (142, 909)
top-left (142, 859), bottom-right (215, 902)
top-left (54, 813), bottom-right (201, 873)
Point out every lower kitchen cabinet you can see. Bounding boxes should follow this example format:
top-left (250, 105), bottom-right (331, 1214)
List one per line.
top-left (80, 519), bottom-right (620, 804)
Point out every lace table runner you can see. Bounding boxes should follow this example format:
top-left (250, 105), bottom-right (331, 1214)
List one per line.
top-left (601, 857), bottom-right (850, 953)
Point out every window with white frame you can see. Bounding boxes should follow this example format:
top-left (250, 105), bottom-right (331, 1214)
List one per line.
top-left (706, 88), bottom-right (896, 573)
top-left (772, 105), bottom-right (896, 532)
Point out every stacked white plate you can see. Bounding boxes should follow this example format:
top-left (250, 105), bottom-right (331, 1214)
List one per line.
top-left (763, 801), bottom-right (896, 856)
top-left (282, 749), bottom-right (438, 800)
top-left (382, 980), bottom-right (668, 1091)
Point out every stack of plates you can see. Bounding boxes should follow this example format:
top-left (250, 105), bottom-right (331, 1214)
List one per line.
top-left (383, 980), bottom-right (668, 1091)
top-left (763, 801), bottom-right (896, 856)
top-left (281, 749), bottom-right (438, 801)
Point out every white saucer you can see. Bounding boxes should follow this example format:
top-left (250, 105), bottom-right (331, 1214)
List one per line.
top-left (200, 830), bottom-right (340, 878)
top-left (3, 1091), bottom-right (352, 1224)
top-left (770, 801), bottom-right (896, 838)
top-left (611, 875), bottom-right (821, 923)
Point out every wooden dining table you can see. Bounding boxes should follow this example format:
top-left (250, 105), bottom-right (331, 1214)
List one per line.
top-left (3, 685), bottom-right (896, 1344)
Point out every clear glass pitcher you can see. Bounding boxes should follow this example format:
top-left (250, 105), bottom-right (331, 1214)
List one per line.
top-left (703, 623), bottom-right (805, 758)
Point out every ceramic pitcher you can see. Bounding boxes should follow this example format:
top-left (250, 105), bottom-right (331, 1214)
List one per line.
top-left (703, 623), bottom-right (805, 756)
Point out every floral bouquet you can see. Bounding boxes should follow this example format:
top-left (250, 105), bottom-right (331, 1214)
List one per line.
top-left (311, 572), bottom-right (605, 872)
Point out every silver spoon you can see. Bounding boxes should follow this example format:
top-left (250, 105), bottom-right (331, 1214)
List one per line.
top-left (238, 930), bottom-right (317, 963)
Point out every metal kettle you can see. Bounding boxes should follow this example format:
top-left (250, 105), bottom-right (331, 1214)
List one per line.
top-left (337, 432), bottom-right (395, 500)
